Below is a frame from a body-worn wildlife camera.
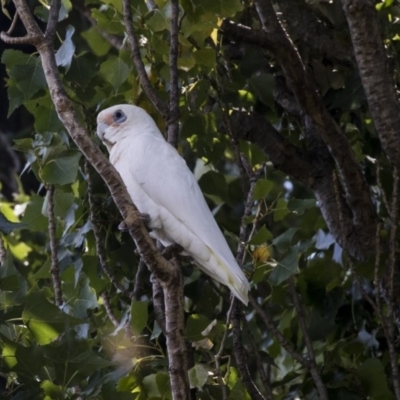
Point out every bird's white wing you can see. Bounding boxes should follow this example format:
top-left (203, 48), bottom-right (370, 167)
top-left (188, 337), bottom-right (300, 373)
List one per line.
top-left (126, 134), bottom-right (249, 304)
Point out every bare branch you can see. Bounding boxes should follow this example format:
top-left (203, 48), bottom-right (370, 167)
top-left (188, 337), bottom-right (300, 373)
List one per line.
top-left (132, 260), bottom-right (148, 300)
top-left (102, 292), bottom-right (119, 327)
top-left (223, 13), bottom-right (377, 243)
top-left (6, 11), bottom-right (19, 36)
top-left (47, 185), bottom-right (63, 307)
top-left (288, 278), bottom-right (328, 400)
top-left (341, 0), bottom-right (400, 169)
top-left (10, 0), bottom-right (42, 38)
top-left (231, 110), bottom-right (377, 260)
top-left (214, 297), bottom-right (235, 400)
top-left (162, 258), bottom-right (190, 400)
top-left (151, 273), bottom-right (166, 335)
top-left (166, 0), bottom-right (180, 147)
top-left (45, 0), bottom-right (61, 39)
top-left (249, 294), bottom-right (310, 368)
top-left (242, 317), bottom-right (274, 399)
top-left (71, 1), bottom-right (123, 50)
top-left (280, 0), bottom-right (351, 64)
top-left (232, 300), bottom-right (266, 400)
top-left (386, 167), bottom-right (400, 397)
top-left (122, 0), bottom-right (168, 118)
top-left (0, 235), bottom-right (6, 265)
top-left (0, 32), bottom-right (42, 45)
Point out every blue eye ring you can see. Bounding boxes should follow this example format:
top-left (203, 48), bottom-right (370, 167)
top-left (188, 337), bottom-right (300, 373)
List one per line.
top-left (113, 110), bottom-right (127, 123)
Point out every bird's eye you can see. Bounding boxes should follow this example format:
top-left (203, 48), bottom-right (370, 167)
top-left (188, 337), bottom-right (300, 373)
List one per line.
top-left (113, 110), bottom-right (127, 123)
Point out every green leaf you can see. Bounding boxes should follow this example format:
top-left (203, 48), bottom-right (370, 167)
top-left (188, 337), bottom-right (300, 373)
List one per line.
top-left (269, 248), bottom-right (299, 285)
top-left (185, 314), bottom-right (211, 341)
top-left (22, 291), bottom-right (84, 345)
top-left (2, 50), bottom-right (46, 101)
top-left (6, 80), bottom-right (25, 116)
top-left (274, 198), bottom-right (290, 221)
top-left (131, 300), bottom-right (148, 335)
top-left (288, 198), bottom-right (316, 216)
top-left (66, 52), bottom-right (97, 89)
top-left (249, 225), bottom-right (273, 245)
top-left (100, 56), bottom-right (130, 91)
top-left (21, 194), bottom-right (48, 231)
top-left (249, 74), bottom-right (275, 107)
top-left (198, 170), bottom-right (230, 204)
top-left (0, 212), bottom-right (27, 234)
top-left (273, 227), bottom-right (299, 252)
top-left (193, 48), bottom-right (216, 68)
top-left (81, 27), bottom-right (111, 57)
top-left (253, 179), bottom-right (274, 200)
top-left (40, 150), bottom-right (81, 185)
top-left (357, 358), bottom-right (394, 399)
top-left (42, 330), bottom-right (112, 385)
top-left (188, 364), bottom-right (209, 389)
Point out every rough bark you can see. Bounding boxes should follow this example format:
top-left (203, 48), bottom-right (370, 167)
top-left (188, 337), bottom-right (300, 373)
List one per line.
top-left (230, 111), bottom-right (376, 260)
top-left (341, 0), bottom-right (400, 169)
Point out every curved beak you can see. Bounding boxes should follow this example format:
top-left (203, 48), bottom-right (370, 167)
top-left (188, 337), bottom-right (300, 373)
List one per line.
top-left (97, 121), bottom-right (109, 141)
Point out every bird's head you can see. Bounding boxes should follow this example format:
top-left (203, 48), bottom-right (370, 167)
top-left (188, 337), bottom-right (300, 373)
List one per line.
top-left (96, 104), bottom-right (158, 151)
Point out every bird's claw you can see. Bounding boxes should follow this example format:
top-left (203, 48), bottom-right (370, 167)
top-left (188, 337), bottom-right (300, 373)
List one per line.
top-left (139, 213), bottom-right (151, 223)
top-left (118, 221), bottom-right (128, 231)
top-left (118, 213), bottom-right (151, 231)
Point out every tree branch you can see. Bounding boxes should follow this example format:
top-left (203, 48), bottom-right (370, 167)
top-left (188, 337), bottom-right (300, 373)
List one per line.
top-left (232, 299), bottom-right (266, 400)
top-left (151, 273), bottom-right (167, 335)
top-left (71, 0), bottom-right (123, 50)
top-left (102, 291), bottom-right (120, 327)
top-left (122, 0), bottom-right (168, 118)
top-left (280, 0), bottom-right (351, 64)
top-left (167, 0), bottom-right (180, 147)
top-left (47, 185), bottom-right (63, 307)
top-left (231, 110), bottom-right (377, 260)
top-left (132, 260), bottom-right (148, 300)
top-left (45, 0), bottom-right (61, 39)
top-left (288, 278), bottom-right (328, 400)
top-left (162, 258), bottom-right (190, 400)
top-left (249, 294), bottom-right (310, 368)
top-left (222, 14), bottom-right (377, 250)
top-left (0, 235), bottom-right (6, 265)
top-left (341, 0), bottom-right (400, 169)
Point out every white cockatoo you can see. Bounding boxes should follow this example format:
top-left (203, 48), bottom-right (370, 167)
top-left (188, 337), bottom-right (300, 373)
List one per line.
top-left (96, 105), bottom-right (250, 304)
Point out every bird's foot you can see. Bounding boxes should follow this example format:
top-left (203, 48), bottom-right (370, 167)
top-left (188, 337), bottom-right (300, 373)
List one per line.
top-left (138, 213), bottom-right (151, 224)
top-left (118, 213), bottom-right (151, 231)
top-left (118, 221), bottom-right (128, 231)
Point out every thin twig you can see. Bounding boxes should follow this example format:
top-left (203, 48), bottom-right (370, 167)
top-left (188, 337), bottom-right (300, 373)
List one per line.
top-left (122, 0), bottom-right (168, 118)
top-left (132, 260), bottom-right (148, 300)
top-left (85, 161), bottom-right (132, 298)
top-left (102, 291), bottom-right (119, 327)
top-left (376, 159), bottom-right (391, 215)
top-left (332, 171), bottom-right (378, 312)
top-left (232, 299), bottom-right (266, 400)
top-left (388, 167), bottom-right (398, 314)
top-left (167, 0), bottom-right (180, 147)
top-left (47, 185), bottom-right (63, 306)
top-left (214, 297), bottom-right (235, 400)
top-left (249, 294), bottom-right (310, 368)
top-left (71, 1), bottom-right (123, 50)
top-left (6, 11), bottom-right (19, 36)
top-left (242, 317), bottom-right (274, 399)
top-left (288, 278), bottom-right (328, 400)
top-left (0, 235), bottom-right (6, 265)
